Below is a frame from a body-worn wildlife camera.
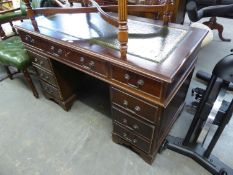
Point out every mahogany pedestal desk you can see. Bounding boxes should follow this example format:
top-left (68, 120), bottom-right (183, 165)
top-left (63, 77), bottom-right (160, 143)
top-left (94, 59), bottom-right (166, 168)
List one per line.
top-left (15, 13), bottom-right (207, 164)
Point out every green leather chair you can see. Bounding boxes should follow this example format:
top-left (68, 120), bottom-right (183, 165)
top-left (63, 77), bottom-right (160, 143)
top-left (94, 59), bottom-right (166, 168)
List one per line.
top-left (0, 0), bottom-right (64, 98)
top-left (0, 0), bottom-right (64, 39)
top-left (0, 36), bottom-right (39, 98)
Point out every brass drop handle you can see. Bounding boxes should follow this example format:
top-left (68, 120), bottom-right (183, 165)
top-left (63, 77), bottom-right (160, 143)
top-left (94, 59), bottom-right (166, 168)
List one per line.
top-left (80, 57), bottom-right (85, 63)
top-left (124, 73), bottom-right (130, 81)
top-left (123, 133), bottom-right (127, 138)
top-left (134, 106), bottom-right (141, 112)
top-left (133, 124), bottom-right (139, 130)
top-left (41, 73), bottom-right (49, 80)
top-left (124, 73), bottom-right (144, 89)
top-left (34, 58), bottom-right (38, 62)
top-left (123, 100), bottom-right (128, 107)
top-left (123, 118), bottom-right (127, 124)
top-left (89, 61), bottom-right (95, 67)
top-left (31, 38), bottom-right (35, 44)
top-left (57, 49), bottom-right (63, 55)
top-left (137, 79), bottom-right (144, 87)
top-left (132, 138), bottom-right (137, 143)
top-left (25, 35), bottom-right (34, 44)
top-left (39, 61), bottom-right (44, 66)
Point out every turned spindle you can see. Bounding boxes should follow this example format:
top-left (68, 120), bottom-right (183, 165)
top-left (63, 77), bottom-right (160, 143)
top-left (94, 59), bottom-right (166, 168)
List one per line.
top-left (163, 0), bottom-right (173, 25)
top-left (118, 0), bottom-right (128, 59)
top-left (23, 0), bottom-right (39, 31)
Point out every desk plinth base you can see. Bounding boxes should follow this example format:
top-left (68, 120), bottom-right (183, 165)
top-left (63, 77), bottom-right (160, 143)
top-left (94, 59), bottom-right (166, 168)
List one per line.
top-left (112, 133), bottom-right (155, 164)
top-left (44, 92), bottom-right (77, 111)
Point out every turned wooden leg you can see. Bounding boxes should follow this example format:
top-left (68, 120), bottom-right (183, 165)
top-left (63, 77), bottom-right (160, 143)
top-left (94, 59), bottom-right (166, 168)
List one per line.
top-left (9, 22), bottom-right (17, 34)
top-left (4, 66), bottom-right (13, 80)
top-left (0, 25), bottom-right (6, 39)
top-left (203, 17), bottom-right (231, 42)
top-left (22, 68), bottom-right (39, 98)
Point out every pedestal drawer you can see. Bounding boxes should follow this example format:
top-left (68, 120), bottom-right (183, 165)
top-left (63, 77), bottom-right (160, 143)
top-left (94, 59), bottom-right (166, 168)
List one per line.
top-left (112, 107), bottom-right (155, 140)
top-left (111, 87), bottom-right (158, 124)
top-left (29, 51), bottom-right (53, 71)
top-left (35, 67), bottom-right (58, 87)
top-left (111, 66), bottom-right (162, 98)
top-left (113, 123), bottom-right (152, 153)
top-left (40, 81), bottom-right (62, 100)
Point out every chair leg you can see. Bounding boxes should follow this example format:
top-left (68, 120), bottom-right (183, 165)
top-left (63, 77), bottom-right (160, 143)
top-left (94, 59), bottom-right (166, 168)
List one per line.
top-left (0, 25), bottom-right (6, 39)
top-left (9, 22), bottom-right (17, 34)
top-left (203, 17), bottom-right (231, 42)
top-left (4, 66), bottom-right (13, 80)
top-left (22, 68), bottom-right (39, 98)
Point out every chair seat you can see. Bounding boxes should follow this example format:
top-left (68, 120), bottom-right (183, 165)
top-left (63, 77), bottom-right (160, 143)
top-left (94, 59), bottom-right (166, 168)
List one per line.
top-left (0, 36), bottom-right (30, 70)
top-left (0, 11), bottom-right (24, 21)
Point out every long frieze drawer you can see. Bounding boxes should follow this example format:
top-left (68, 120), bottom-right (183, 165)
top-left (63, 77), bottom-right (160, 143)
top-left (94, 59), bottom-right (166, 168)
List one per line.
top-left (111, 66), bottom-right (162, 98)
top-left (113, 123), bottom-right (152, 153)
top-left (40, 81), bottom-right (62, 100)
top-left (65, 54), bottom-right (108, 77)
top-left (29, 52), bottom-right (53, 71)
top-left (35, 67), bottom-right (58, 87)
top-left (111, 87), bottom-right (158, 124)
top-left (112, 107), bottom-right (155, 140)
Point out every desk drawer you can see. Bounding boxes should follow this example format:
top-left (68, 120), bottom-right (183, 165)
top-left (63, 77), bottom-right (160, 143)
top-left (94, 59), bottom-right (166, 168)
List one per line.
top-left (112, 107), bottom-right (155, 140)
top-left (40, 81), bottom-right (62, 100)
top-left (113, 123), bottom-right (151, 153)
top-left (111, 87), bottom-right (158, 124)
top-left (65, 54), bottom-right (108, 77)
top-left (20, 32), bottom-right (108, 77)
top-left (35, 67), bottom-right (58, 87)
top-left (111, 66), bottom-right (162, 98)
top-left (29, 52), bottom-right (53, 71)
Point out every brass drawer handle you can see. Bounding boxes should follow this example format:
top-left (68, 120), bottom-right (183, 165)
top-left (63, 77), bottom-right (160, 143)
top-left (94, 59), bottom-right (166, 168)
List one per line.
top-left (122, 132), bottom-right (137, 144)
top-left (82, 61), bottom-right (95, 70)
top-left (132, 124), bottom-right (139, 130)
top-left (40, 73), bottom-right (49, 80)
top-left (123, 100), bottom-right (128, 107)
top-left (39, 61), bottom-right (44, 66)
top-left (123, 118), bottom-right (127, 124)
top-left (80, 57), bottom-right (85, 62)
top-left (137, 79), bottom-right (144, 87)
top-left (25, 35), bottom-right (34, 44)
top-left (57, 49), bottom-right (63, 55)
top-left (89, 61), bottom-right (95, 67)
top-left (50, 46), bottom-right (63, 57)
top-left (132, 138), bottom-right (137, 144)
top-left (134, 106), bottom-right (141, 112)
top-left (124, 73), bottom-right (130, 81)
top-left (124, 73), bottom-right (144, 89)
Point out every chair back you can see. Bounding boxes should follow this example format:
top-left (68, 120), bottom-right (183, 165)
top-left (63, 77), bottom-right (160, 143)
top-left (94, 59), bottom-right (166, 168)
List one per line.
top-left (213, 54), bottom-right (233, 83)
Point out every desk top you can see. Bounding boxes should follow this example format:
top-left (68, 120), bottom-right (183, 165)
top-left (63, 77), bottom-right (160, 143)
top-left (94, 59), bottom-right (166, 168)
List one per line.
top-left (15, 13), bottom-right (207, 82)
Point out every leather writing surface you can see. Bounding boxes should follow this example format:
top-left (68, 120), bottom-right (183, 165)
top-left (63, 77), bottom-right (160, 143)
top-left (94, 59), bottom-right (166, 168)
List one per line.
top-left (35, 13), bottom-right (187, 63)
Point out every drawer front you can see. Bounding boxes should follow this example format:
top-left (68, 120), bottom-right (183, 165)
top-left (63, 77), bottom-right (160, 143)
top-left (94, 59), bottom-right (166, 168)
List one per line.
top-left (40, 81), bottom-right (62, 100)
top-left (20, 32), bottom-right (108, 77)
top-left (35, 67), bottom-right (58, 87)
top-left (112, 107), bottom-right (155, 140)
top-left (111, 66), bottom-right (162, 98)
top-left (29, 52), bottom-right (53, 71)
top-left (64, 54), bottom-right (108, 77)
top-left (113, 123), bottom-right (151, 153)
top-left (111, 87), bottom-right (158, 124)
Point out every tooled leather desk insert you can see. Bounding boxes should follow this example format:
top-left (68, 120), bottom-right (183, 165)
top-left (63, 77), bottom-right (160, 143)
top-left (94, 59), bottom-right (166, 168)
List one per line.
top-left (15, 13), bottom-right (207, 164)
